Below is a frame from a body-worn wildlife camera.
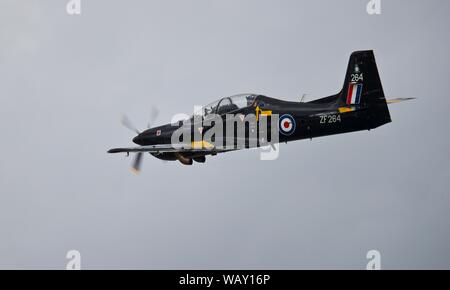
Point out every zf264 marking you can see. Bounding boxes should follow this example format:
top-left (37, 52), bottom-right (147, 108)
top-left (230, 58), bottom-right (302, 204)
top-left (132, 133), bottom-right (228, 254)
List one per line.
top-left (320, 114), bottom-right (341, 124)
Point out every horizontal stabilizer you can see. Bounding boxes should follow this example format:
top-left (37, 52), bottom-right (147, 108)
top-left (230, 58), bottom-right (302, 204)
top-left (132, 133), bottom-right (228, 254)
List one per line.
top-left (386, 97), bottom-right (416, 104)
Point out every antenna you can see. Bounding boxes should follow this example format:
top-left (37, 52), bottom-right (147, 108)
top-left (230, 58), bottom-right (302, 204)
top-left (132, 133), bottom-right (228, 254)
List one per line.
top-left (300, 94), bottom-right (307, 103)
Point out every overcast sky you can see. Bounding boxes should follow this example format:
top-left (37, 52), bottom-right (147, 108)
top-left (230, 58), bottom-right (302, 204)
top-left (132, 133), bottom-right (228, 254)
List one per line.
top-left (1, 0), bottom-right (449, 269)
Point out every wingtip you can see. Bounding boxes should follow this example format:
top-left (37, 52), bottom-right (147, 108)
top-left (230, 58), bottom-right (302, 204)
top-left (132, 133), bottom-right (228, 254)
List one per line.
top-left (108, 148), bottom-right (125, 154)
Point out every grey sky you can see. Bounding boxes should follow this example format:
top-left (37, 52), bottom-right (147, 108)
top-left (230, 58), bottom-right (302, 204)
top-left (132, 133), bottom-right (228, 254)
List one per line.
top-left (0, 0), bottom-right (449, 269)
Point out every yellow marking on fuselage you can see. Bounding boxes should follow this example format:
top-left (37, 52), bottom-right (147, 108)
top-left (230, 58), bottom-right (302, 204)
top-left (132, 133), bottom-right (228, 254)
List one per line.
top-left (191, 140), bottom-right (214, 149)
top-left (255, 106), bottom-right (272, 121)
top-left (338, 107), bottom-right (355, 113)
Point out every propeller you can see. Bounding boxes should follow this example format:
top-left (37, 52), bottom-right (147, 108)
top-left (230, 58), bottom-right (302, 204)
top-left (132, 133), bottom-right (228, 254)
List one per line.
top-left (121, 115), bottom-right (140, 134)
top-left (131, 152), bottom-right (143, 174)
top-left (147, 105), bottom-right (159, 129)
top-left (120, 105), bottom-right (161, 174)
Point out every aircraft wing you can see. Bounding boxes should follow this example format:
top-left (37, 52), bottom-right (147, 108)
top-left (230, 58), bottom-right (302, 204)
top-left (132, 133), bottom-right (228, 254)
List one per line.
top-left (107, 143), bottom-right (233, 154)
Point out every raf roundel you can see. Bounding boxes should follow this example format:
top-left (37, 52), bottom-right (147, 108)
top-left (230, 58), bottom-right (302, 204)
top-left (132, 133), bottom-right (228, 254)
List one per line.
top-left (279, 114), bottom-right (296, 136)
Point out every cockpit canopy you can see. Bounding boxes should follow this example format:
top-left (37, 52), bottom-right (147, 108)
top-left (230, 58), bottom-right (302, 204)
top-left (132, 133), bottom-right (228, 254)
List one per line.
top-left (195, 94), bottom-right (258, 117)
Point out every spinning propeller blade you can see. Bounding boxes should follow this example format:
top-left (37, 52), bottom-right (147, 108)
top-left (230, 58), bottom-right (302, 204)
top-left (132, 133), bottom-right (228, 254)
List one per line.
top-left (121, 115), bottom-right (140, 134)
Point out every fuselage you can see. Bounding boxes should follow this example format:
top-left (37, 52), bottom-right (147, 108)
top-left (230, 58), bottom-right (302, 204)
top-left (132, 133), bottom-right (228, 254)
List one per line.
top-left (133, 94), bottom-right (391, 149)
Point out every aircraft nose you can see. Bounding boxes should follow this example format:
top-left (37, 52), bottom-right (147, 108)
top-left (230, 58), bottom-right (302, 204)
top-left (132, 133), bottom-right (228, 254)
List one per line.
top-left (132, 134), bottom-right (144, 145)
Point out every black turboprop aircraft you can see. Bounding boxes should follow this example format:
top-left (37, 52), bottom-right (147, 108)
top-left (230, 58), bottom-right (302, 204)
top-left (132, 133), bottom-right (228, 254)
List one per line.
top-left (108, 50), bottom-right (412, 171)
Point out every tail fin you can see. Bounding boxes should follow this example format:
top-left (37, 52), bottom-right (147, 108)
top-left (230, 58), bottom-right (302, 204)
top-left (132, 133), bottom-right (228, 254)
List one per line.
top-left (340, 50), bottom-right (391, 128)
